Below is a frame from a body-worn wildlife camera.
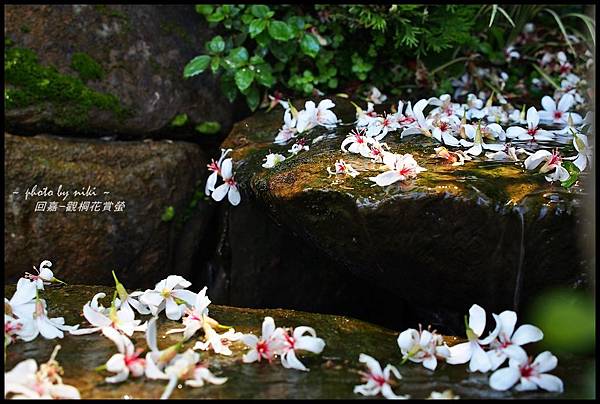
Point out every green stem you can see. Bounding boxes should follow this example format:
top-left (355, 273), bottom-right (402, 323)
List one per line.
top-left (95, 364), bottom-right (107, 372)
top-left (430, 57), bottom-right (471, 76)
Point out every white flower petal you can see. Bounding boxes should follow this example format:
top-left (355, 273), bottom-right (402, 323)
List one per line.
top-left (511, 324), bottom-right (544, 346)
top-left (489, 366), bottom-right (521, 391)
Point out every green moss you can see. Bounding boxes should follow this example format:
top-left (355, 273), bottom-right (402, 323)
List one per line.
top-left (195, 121), bottom-right (221, 134)
top-left (71, 52), bottom-right (105, 81)
top-left (4, 44), bottom-right (129, 129)
top-left (170, 113), bottom-right (188, 127)
top-left (20, 25), bottom-right (31, 34)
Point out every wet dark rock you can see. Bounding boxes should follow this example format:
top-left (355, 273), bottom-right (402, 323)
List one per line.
top-left (4, 5), bottom-right (234, 140)
top-left (4, 133), bottom-right (213, 288)
top-left (4, 285), bottom-right (592, 399)
top-left (217, 96), bottom-right (589, 333)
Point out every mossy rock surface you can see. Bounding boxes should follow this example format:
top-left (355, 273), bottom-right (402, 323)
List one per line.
top-left (4, 285), bottom-right (592, 399)
top-left (4, 5), bottom-right (233, 139)
top-left (4, 133), bottom-right (213, 288)
top-left (214, 96), bottom-right (589, 331)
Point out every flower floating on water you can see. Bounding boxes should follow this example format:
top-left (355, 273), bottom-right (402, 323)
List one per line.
top-left (21, 294), bottom-right (79, 340)
top-left (241, 316), bottom-right (285, 364)
top-left (485, 145), bottom-right (527, 162)
top-left (566, 132), bottom-right (592, 172)
top-left (327, 159), bottom-right (359, 177)
top-left (506, 107), bottom-right (554, 142)
top-left (262, 153), bottom-right (286, 168)
top-left (241, 317), bottom-right (326, 371)
top-left (70, 292), bottom-right (144, 337)
top-left (489, 351), bottom-right (563, 393)
top-left (397, 325), bottom-right (451, 371)
top-left (432, 146), bottom-right (471, 166)
top-left (485, 310), bottom-right (544, 371)
top-left (446, 304), bottom-right (499, 373)
top-left (538, 94), bottom-right (582, 126)
top-left (139, 275), bottom-right (197, 321)
top-left (166, 286), bottom-right (211, 341)
top-left (157, 349), bottom-right (228, 399)
top-left (279, 326), bottom-right (326, 372)
top-left (4, 345), bottom-right (81, 399)
top-left (193, 323), bottom-right (243, 356)
top-left (523, 149), bottom-right (570, 183)
top-left (101, 327), bottom-right (146, 383)
top-left (353, 353), bottom-right (409, 399)
top-left (369, 153), bottom-right (426, 187)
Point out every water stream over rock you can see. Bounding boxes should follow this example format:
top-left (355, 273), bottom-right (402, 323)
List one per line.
top-left (203, 97), bottom-right (589, 334)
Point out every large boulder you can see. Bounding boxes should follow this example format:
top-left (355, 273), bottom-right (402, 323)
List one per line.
top-left (4, 285), bottom-right (592, 399)
top-left (4, 5), bottom-right (233, 139)
top-left (4, 133), bottom-right (213, 288)
top-left (215, 97), bottom-right (590, 333)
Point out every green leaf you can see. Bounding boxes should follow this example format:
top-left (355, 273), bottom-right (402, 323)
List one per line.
top-left (561, 161), bottom-right (580, 188)
top-left (206, 8), bottom-right (224, 23)
top-left (210, 56), bottom-right (220, 73)
top-left (220, 75), bottom-right (238, 103)
top-left (270, 43), bottom-right (290, 62)
top-left (161, 206), bottom-right (175, 222)
top-left (255, 64), bottom-right (275, 87)
top-left (235, 67), bottom-right (255, 91)
top-left (255, 30), bottom-right (272, 47)
top-left (183, 55), bottom-right (211, 78)
top-left (268, 20), bottom-right (294, 41)
top-left (250, 5), bottom-right (270, 18)
top-left (195, 5), bottom-right (213, 15)
top-left (245, 85), bottom-right (260, 111)
top-left (195, 121), bottom-right (221, 134)
top-left (224, 47), bottom-right (249, 69)
top-left (206, 35), bottom-right (225, 54)
top-left (170, 113), bottom-right (188, 127)
top-left (249, 18), bottom-right (267, 38)
top-left (300, 34), bottom-right (320, 58)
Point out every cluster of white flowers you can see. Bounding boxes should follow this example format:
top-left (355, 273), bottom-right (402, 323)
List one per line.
top-left (274, 99), bottom-right (339, 144)
top-left (205, 148), bottom-right (241, 206)
top-left (241, 316), bottom-right (326, 372)
top-left (5, 260), bottom-right (79, 345)
top-left (354, 303), bottom-right (562, 400)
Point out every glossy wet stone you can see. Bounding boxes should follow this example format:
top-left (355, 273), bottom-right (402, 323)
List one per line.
top-left (214, 97), bottom-right (590, 333)
top-left (4, 285), bottom-right (592, 399)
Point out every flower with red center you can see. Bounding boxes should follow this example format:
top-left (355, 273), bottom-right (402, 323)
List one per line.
top-left (353, 354), bottom-right (409, 399)
top-left (489, 351), bottom-right (563, 392)
top-left (485, 310), bottom-right (544, 371)
top-left (327, 159), bottom-right (359, 177)
top-left (523, 149), bottom-right (570, 183)
top-left (341, 127), bottom-right (373, 157)
top-left (506, 107), bottom-right (554, 142)
top-left (369, 153), bottom-right (426, 187)
top-left (538, 93), bottom-right (583, 126)
top-left (241, 316), bottom-right (286, 364)
top-left (205, 149), bottom-right (232, 196)
top-left (279, 326), bottom-right (325, 372)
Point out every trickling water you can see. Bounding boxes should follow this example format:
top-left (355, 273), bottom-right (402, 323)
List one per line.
top-left (513, 205), bottom-right (526, 311)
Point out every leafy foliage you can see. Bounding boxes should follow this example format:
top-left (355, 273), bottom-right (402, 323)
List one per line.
top-left (185, 4), bottom-right (593, 110)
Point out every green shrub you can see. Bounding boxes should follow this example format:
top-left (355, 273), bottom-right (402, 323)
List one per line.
top-left (185, 4), bottom-right (593, 110)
